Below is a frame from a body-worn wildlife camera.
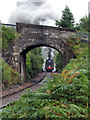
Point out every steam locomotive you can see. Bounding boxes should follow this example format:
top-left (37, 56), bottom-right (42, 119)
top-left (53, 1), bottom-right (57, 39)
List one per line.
top-left (45, 59), bottom-right (54, 72)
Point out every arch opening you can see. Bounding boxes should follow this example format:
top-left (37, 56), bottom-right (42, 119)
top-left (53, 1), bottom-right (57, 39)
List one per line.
top-left (19, 44), bottom-right (63, 80)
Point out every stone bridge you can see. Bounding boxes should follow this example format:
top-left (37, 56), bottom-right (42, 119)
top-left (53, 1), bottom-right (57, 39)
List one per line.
top-left (3, 22), bottom-right (75, 80)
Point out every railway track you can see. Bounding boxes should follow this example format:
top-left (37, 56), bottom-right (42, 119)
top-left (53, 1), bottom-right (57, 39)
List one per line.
top-left (0, 72), bottom-right (52, 109)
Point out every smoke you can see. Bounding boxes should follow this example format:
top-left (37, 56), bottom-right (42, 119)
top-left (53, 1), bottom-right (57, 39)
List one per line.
top-left (48, 48), bottom-right (52, 59)
top-left (8, 0), bottom-right (59, 26)
top-left (41, 47), bottom-right (54, 60)
top-left (8, 0), bottom-right (58, 72)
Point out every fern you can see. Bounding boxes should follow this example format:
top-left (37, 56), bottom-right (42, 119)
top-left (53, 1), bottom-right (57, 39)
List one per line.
top-left (2, 42), bottom-right (88, 119)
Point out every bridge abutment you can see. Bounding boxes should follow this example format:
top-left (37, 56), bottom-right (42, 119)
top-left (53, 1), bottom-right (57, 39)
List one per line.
top-left (20, 52), bottom-right (26, 81)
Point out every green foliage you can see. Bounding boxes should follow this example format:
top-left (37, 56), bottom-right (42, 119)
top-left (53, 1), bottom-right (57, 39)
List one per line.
top-left (56, 6), bottom-right (75, 29)
top-left (75, 15), bottom-right (90, 32)
top-left (66, 35), bottom-right (88, 57)
top-left (74, 23), bottom-right (82, 31)
top-left (80, 16), bottom-right (88, 32)
top-left (1, 41), bottom-right (88, 119)
top-left (26, 47), bottom-right (44, 79)
top-left (56, 6), bottom-right (90, 33)
top-left (1, 26), bottom-right (88, 119)
top-left (2, 58), bottom-right (23, 89)
top-left (55, 52), bottom-right (63, 72)
top-left (88, 14), bottom-right (90, 32)
top-left (2, 25), bottom-right (18, 50)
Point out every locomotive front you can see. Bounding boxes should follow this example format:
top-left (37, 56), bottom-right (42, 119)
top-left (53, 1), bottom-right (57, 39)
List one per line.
top-left (45, 59), bottom-right (54, 72)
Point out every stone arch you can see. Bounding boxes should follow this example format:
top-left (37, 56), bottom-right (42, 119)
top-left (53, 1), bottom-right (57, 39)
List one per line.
top-left (2, 22), bottom-right (75, 80)
top-left (19, 43), bottom-right (74, 80)
top-left (19, 44), bottom-right (62, 80)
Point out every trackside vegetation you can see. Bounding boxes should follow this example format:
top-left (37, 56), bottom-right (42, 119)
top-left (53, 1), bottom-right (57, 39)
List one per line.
top-left (2, 26), bottom-right (23, 89)
top-left (2, 59), bottom-right (23, 89)
top-left (1, 37), bottom-right (88, 119)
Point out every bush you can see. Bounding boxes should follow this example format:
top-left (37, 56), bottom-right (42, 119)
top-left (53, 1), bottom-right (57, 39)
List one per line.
top-left (2, 25), bottom-right (17, 50)
top-left (2, 59), bottom-right (23, 89)
top-left (66, 35), bottom-right (88, 57)
top-left (2, 25), bottom-right (21, 50)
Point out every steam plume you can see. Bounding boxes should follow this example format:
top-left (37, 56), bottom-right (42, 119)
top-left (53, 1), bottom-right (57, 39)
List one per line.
top-left (8, 0), bottom-right (58, 26)
top-left (8, 0), bottom-right (57, 72)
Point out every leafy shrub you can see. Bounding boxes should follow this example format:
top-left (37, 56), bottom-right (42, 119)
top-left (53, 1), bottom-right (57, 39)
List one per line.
top-left (2, 25), bottom-right (17, 50)
top-left (2, 59), bottom-right (23, 89)
top-left (2, 25), bottom-right (21, 50)
top-left (66, 35), bottom-right (88, 57)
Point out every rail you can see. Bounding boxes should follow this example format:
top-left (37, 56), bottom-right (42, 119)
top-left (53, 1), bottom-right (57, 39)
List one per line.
top-left (0, 72), bottom-right (47, 109)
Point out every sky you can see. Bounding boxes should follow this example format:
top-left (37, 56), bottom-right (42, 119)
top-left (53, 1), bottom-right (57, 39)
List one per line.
top-left (0, 0), bottom-right (89, 25)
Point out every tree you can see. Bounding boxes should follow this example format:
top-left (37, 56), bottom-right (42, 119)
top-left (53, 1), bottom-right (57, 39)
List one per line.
top-left (75, 15), bottom-right (90, 32)
top-left (56, 6), bottom-right (75, 29)
top-left (26, 47), bottom-right (44, 79)
top-left (80, 16), bottom-right (88, 31)
top-left (55, 52), bottom-right (63, 72)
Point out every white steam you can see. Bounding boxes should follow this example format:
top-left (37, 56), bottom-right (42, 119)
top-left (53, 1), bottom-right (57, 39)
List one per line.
top-left (8, 0), bottom-right (59, 26)
top-left (8, 0), bottom-right (58, 72)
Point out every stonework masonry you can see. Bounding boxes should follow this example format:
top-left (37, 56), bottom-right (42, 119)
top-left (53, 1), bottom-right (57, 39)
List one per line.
top-left (2, 22), bottom-right (75, 80)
